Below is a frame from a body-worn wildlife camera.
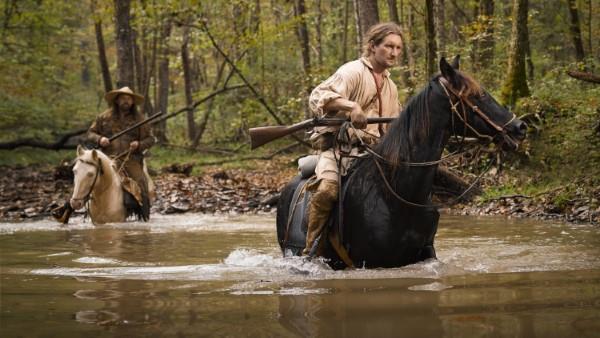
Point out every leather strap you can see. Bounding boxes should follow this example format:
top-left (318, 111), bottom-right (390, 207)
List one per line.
top-left (369, 70), bottom-right (385, 137)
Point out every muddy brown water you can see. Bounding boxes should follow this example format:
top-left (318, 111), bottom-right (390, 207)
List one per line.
top-left (1, 214), bottom-right (599, 337)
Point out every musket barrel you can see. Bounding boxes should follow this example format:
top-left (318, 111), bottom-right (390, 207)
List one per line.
top-left (249, 117), bottom-right (397, 149)
top-left (108, 112), bottom-right (164, 142)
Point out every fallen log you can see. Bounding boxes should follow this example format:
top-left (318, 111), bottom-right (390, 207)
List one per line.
top-left (0, 128), bottom-right (87, 150)
top-left (567, 70), bottom-right (600, 84)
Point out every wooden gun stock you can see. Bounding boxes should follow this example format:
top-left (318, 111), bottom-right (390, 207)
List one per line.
top-left (249, 117), bottom-right (395, 149)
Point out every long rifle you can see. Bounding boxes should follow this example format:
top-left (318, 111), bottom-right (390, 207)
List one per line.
top-left (249, 117), bottom-right (396, 149)
top-left (108, 111), bottom-right (165, 142)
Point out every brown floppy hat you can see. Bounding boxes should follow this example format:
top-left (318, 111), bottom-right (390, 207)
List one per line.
top-left (105, 86), bottom-right (144, 105)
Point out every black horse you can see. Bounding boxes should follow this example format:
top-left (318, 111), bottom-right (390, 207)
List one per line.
top-left (276, 56), bottom-right (527, 269)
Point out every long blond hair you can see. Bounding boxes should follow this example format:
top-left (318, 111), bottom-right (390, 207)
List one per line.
top-left (362, 22), bottom-right (404, 57)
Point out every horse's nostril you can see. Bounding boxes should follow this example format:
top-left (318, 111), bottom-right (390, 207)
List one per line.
top-left (519, 121), bottom-right (528, 132)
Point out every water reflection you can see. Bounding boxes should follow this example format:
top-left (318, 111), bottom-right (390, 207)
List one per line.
top-left (1, 214), bottom-right (600, 337)
top-left (277, 279), bottom-right (445, 337)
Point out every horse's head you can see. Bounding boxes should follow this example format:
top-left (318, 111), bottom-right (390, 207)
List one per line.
top-left (438, 56), bottom-right (527, 150)
top-left (70, 145), bottom-right (104, 210)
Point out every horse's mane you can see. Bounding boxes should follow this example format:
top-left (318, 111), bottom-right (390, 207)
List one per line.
top-left (376, 71), bottom-right (482, 167)
top-left (79, 148), bottom-right (115, 175)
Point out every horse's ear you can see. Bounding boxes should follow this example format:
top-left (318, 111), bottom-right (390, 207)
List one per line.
top-left (91, 149), bottom-right (98, 161)
top-left (451, 55), bottom-right (460, 70)
top-left (77, 145), bottom-right (84, 156)
top-left (440, 57), bottom-right (456, 81)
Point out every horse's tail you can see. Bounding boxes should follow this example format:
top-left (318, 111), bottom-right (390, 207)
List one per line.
top-left (143, 159), bottom-right (155, 203)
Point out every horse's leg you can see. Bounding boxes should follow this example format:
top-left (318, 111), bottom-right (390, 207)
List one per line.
top-left (418, 245), bottom-right (437, 260)
top-left (418, 208), bottom-right (440, 261)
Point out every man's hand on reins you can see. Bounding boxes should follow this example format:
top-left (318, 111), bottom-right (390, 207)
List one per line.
top-left (99, 137), bottom-right (110, 147)
top-left (350, 104), bottom-right (367, 129)
top-left (129, 141), bottom-right (139, 151)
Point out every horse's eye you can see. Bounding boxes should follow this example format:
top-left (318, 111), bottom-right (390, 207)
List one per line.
top-left (87, 172), bottom-right (94, 177)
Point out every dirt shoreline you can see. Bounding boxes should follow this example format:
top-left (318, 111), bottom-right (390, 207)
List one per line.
top-left (1, 165), bottom-right (598, 225)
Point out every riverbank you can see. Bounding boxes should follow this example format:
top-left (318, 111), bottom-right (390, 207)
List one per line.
top-left (1, 160), bottom-right (598, 225)
top-left (0, 160), bottom-right (295, 222)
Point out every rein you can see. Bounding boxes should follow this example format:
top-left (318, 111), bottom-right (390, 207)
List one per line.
top-left (438, 77), bottom-right (517, 141)
top-left (357, 77), bottom-right (512, 209)
top-left (372, 155), bottom-right (494, 209)
top-left (71, 158), bottom-right (103, 206)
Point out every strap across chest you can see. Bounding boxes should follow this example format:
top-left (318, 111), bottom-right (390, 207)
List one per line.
top-left (369, 70), bottom-right (385, 136)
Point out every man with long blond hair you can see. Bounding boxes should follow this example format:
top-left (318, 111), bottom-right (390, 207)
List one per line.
top-left (304, 22), bottom-right (404, 257)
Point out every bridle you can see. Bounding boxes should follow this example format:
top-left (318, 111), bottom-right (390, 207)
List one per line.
top-left (71, 158), bottom-right (103, 206)
top-left (366, 76), bottom-right (517, 208)
top-left (438, 77), bottom-right (517, 144)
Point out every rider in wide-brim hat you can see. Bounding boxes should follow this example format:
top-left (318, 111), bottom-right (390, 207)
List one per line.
top-left (104, 86), bottom-right (144, 106)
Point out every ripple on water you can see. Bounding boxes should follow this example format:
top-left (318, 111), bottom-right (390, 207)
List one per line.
top-left (30, 249), bottom-right (470, 283)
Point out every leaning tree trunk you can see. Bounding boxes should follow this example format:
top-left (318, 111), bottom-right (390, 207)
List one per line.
top-left (92, 0), bottom-right (112, 93)
top-left (114, 0), bottom-right (135, 89)
top-left (500, 0), bottom-right (530, 107)
top-left (354, 0), bottom-right (379, 54)
top-left (567, 0), bottom-right (585, 63)
top-left (425, 0), bottom-right (437, 78)
top-left (154, 19), bottom-right (172, 144)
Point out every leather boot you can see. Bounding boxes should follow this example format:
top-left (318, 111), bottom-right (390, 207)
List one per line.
top-left (51, 201), bottom-right (74, 224)
top-left (303, 179), bottom-right (338, 256)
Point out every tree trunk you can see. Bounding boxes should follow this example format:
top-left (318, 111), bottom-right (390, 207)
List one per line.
top-left (387, 0), bottom-right (399, 22)
top-left (354, 0), bottom-right (379, 52)
top-left (405, 2), bottom-right (417, 94)
top-left (524, 14), bottom-right (534, 80)
top-left (500, 0), bottom-right (530, 107)
top-left (587, 0), bottom-right (592, 62)
top-left (387, 0), bottom-right (413, 92)
top-left (293, 0), bottom-right (311, 76)
top-left (91, 0), bottom-right (112, 93)
top-left (316, 0), bottom-right (323, 66)
top-left (192, 60), bottom-right (229, 148)
top-left (181, 24), bottom-right (196, 142)
top-left (293, 0), bottom-right (311, 119)
top-left (567, 0), bottom-right (585, 62)
top-left (141, 26), bottom-right (158, 119)
top-left (434, 0), bottom-right (446, 58)
top-left (342, 0), bottom-right (350, 62)
top-left (154, 19), bottom-right (172, 143)
top-left (477, 0), bottom-right (495, 67)
top-left (114, 0), bottom-right (135, 89)
top-left (425, 0), bottom-right (437, 78)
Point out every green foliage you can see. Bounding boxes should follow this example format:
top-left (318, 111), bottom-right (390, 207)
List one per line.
top-left (1, 0), bottom-right (599, 206)
top-left (0, 0), bottom-right (101, 141)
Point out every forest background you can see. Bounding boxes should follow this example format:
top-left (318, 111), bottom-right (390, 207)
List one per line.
top-left (0, 0), bottom-right (598, 221)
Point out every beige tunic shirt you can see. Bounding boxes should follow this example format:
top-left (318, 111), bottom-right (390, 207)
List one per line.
top-left (308, 57), bottom-right (400, 143)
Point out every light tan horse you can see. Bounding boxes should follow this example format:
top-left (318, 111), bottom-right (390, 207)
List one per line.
top-left (70, 146), bottom-right (126, 224)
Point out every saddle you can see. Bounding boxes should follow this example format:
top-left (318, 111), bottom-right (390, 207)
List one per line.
top-left (120, 174), bottom-right (149, 221)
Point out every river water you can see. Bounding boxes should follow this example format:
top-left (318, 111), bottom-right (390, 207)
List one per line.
top-left (1, 214), bottom-right (599, 337)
